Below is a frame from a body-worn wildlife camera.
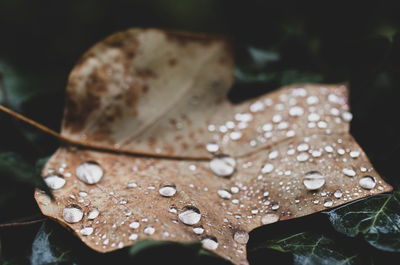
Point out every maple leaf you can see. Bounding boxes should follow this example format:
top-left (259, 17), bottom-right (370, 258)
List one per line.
top-left (1, 28), bottom-right (392, 265)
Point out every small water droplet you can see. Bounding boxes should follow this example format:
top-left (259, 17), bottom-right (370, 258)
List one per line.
top-left (193, 226), bottom-right (204, 235)
top-left (250, 101), bottom-right (264, 112)
top-left (230, 131), bottom-right (242, 141)
top-left (44, 175), bottom-right (66, 190)
top-left (323, 199), bottom-right (334, 208)
top-left (296, 152), bottom-right (309, 162)
top-left (268, 150), bottom-right (279, 160)
top-left (271, 203), bottom-right (280, 210)
top-left (289, 106), bottom-right (304, 116)
top-left (63, 205), bottom-right (83, 223)
top-left (206, 143), bottom-right (219, 153)
top-left (349, 150), bottom-right (360, 158)
top-left (80, 227), bottom-right (93, 236)
top-left (303, 171), bottom-right (325, 190)
top-left (217, 189), bottom-right (232, 199)
top-left (262, 123), bottom-right (273, 131)
top-left (129, 221), bottom-right (140, 229)
top-left (210, 155), bottom-right (236, 177)
top-left (307, 95), bottom-right (319, 105)
top-left (233, 230), bottom-right (249, 244)
top-left (231, 186), bottom-right (239, 193)
top-left (334, 190), bottom-right (343, 198)
top-left (342, 168), bottom-right (356, 177)
top-left (76, 161), bottom-right (104, 184)
top-left (261, 213), bottom-right (279, 224)
top-left (308, 113), bottom-right (320, 122)
top-left (127, 182), bottom-right (137, 188)
top-left (178, 206), bottom-right (201, 225)
top-left (158, 184), bottom-right (177, 197)
top-left (129, 234), bottom-right (138, 241)
top-left (272, 114), bottom-right (282, 123)
top-left (261, 163), bottom-right (274, 174)
top-left (341, 111), bottom-right (353, 122)
top-left (359, 176), bottom-right (376, 190)
top-left (297, 143), bottom-right (309, 152)
top-left (88, 209), bottom-right (100, 219)
top-left (202, 237), bottom-right (218, 250)
top-left (144, 226), bottom-right (155, 235)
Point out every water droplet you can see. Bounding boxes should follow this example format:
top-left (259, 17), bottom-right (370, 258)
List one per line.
top-left (206, 143), bottom-right (219, 153)
top-left (262, 123), bottom-right (273, 131)
top-left (271, 203), bottom-right (280, 210)
top-left (342, 168), bottom-right (356, 177)
top-left (129, 234), bottom-right (138, 241)
top-left (144, 226), bottom-right (155, 235)
top-left (296, 152), bottom-right (309, 162)
top-left (193, 226), bottom-right (204, 235)
top-left (349, 150), bottom-right (360, 158)
top-left (230, 131), bottom-right (242, 141)
top-left (63, 205), bottom-right (83, 223)
top-left (308, 113), bottom-right (320, 122)
top-left (127, 182), bottom-right (137, 188)
top-left (323, 199), bottom-right (334, 208)
top-left (44, 175), bottom-right (66, 190)
top-left (217, 189), bottom-right (232, 199)
top-left (307, 95), bottom-right (319, 105)
top-left (80, 227), bottom-right (94, 236)
top-left (263, 191), bottom-right (270, 197)
top-left (268, 150), bottom-right (279, 160)
top-left (158, 184), bottom-right (177, 197)
top-left (288, 105), bottom-right (304, 117)
top-left (233, 230), bottom-right (249, 244)
top-left (76, 161), bottom-right (104, 184)
top-left (261, 213), bottom-right (279, 224)
top-left (129, 221), bottom-right (140, 229)
top-left (210, 155), bottom-right (236, 177)
top-left (231, 186), bottom-right (239, 193)
top-left (88, 209), bottom-right (100, 220)
top-left (334, 190), bottom-right (343, 198)
top-left (297, 143), bottom-right (309, 152)
top-left (272, 114), bottom-right (282, 123)
top-left (303, 171), bottom-right (325, 190)
top-left (261, 163), bottom-right (274, 174)
top-left (178, 206), bottom-right (201, 225)
top-left (202, 237), bottom-right (218, 250)
top-left (78, 191), bottom-right (87, 197)
top-left (250, 101), bottom-right (264, 112)
top-left (359, 176), bottom-right (376, 190)
top-left (341, 111), bottom-right (353, 122)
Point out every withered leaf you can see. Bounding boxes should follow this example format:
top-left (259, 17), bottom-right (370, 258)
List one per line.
top-left (33, 28), bottom-right (392, 265)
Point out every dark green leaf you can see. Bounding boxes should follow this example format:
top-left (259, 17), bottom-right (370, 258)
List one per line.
top-left (30, 222), bottom-right (72, 265)
top-left (0, 152), bottom-right (52, 197)
top-left (325, 192), bottom-right (400, 252)
top-left (252, 232), bottom-right (359, 265)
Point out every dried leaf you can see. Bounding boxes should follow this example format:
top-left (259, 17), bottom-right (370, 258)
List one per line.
top-left (33, 28), bottom-right (392, 265)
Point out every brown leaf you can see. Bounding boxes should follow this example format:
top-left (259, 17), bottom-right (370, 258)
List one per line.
top-left (33, 28), bottom-right (392, 265)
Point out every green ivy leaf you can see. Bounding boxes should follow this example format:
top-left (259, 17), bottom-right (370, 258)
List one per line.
top-left (0, 152), bottom-right (52, 198)
top-left (251, 232), bottom-right (359, 265)
top-left (30, 222), bottom-right (72, 265)
top-left (325, 192), bottom-right (400, 252)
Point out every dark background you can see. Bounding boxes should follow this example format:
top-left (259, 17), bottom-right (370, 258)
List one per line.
top-left (0, 1), bottom-right (400, 264)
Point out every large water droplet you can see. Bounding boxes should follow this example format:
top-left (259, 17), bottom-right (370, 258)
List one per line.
top-left (158, 184), bottom-right (177, 197)
top-left (359, 176), bottom-right (376, 190)
top-left (44, 175), bottom-right (66, 190)
top-left (217, 189), bottom-right (232, 199)
top-left (76, 161), bottom-right (104, 184)
top-left (63, 205), bottom-right (83, 223)
top-left (210, 155), bottom-right (236, 177)
top-left (178, 206), bottom-right (201, 225)
top-left (202, 237), bottom-right (218, 250)
top-left (261, 213), bottom-right (279, 224)
top-left (233, 230), bottom-right (249, 244)
top-left (303, 171), bottom-right (325, 190)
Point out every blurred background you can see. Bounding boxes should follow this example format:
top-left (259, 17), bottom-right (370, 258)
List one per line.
top-left (1, 1), bottom-right (400, 264)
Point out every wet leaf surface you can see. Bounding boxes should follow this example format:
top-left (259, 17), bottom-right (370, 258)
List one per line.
top-left (31, 28), bottom-right (393, 265)
top-left (326, 192), bottom-right (400, 252)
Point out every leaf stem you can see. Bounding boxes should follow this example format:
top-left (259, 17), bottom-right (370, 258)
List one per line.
top-left (0, 217), bottom-right (47, 228)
